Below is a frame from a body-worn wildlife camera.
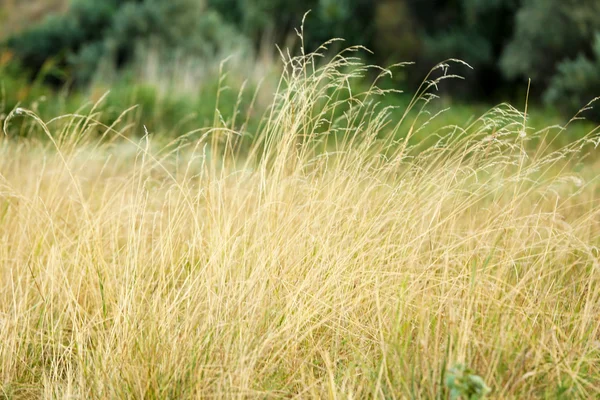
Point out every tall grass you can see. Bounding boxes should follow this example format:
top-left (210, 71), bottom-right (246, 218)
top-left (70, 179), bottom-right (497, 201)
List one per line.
top-left (1, 42), bottom-right (600, 399)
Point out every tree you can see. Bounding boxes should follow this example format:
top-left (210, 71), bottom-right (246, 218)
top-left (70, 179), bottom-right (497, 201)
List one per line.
top-left (5, 0), bottom-right (244, 84)
top-left (500, 0), bottom-right (600, 114)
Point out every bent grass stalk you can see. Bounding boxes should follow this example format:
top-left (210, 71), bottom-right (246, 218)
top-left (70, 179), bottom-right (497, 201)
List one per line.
top-left (0, 43), bottom-right (599, 398)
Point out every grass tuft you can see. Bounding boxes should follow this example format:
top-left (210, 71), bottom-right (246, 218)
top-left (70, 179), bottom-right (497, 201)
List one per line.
top-left (1, 44), bottom-right (600, 398)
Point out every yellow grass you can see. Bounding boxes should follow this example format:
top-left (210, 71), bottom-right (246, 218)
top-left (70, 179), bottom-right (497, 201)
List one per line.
top-left (0, 47), bottom-right (599, 398)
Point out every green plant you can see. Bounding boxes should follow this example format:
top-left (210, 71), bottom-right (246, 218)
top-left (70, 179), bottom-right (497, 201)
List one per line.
top-left (445, 364), bottom-right (491, 400)
top-left (5, 0), bottom-right (246, 85)
top-left (544, 33), bottom-right (600, 120)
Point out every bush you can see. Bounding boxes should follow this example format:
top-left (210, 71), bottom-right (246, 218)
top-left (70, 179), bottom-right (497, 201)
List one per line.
top-left (500, 0), bottom-right (600, 115)
top-left (208, 0), bottom-right (374, 53)
top-left (544, 33), bottom-right (600, 120)
top-left (4, 0), bottom-right (246, 85)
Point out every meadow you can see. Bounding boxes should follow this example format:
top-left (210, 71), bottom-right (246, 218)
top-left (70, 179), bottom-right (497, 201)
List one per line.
top-left (1, 44), bottom-right (600, 399)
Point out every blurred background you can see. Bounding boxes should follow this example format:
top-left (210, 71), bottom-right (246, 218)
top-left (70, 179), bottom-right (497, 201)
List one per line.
top-left (1, 0), bottom-right (599, 136)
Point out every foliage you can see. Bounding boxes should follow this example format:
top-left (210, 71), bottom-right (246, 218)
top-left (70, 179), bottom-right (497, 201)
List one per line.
top-left (500, 0), bottom-right (600, 117)
top-left (500, 0), bottom-right (600, 83)
top-left (544, 33), bottom-right (600, 119)
top-left (3, 0), bottom-right (600, 117)
top-left (4, 0), bottom-right (245, 84)
top-left (208, 0), bottom-right (374, 52)
top-left (446, 364), bottom-right (491, 399)
top-left (0, 0), bottom-right (67, 40)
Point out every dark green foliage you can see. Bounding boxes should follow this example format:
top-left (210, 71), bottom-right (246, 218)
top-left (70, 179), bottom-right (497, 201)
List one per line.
top-left (3, 0), bottom-right (600, 119)
top-left (500, 0), bottom-right (600, 83)
top-left (208, 0), bottom-right (374, 53)
top-left (499, 0), bottom-right (600, 117)
top-left (409, 0), bottom-right (520, 98)
top-left (6, 13), bottom-right (82, 77)
top-left (6, 0), bottom-right (119, 79)
top-left (544, 34), bottom-right (600, 119)
top-left (5, 0), bottom-right (244, 84)
top-left (445, 364), bottom-right (491, 399)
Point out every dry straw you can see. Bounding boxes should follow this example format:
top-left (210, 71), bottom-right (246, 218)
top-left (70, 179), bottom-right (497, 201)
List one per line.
top-left (1, 39), bottom-right (599, 398)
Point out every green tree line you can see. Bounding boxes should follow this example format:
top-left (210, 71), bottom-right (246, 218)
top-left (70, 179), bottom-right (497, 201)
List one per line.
top-left (3, 0), bottom-right (600, 117)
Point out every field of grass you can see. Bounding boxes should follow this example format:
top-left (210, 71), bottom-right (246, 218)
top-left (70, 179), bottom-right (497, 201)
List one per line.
top-left (1, 48), bottom-right (600, 398)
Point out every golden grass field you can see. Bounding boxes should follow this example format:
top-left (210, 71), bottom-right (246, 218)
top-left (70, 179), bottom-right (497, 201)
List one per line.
top-left (1, 49), bottom-right (600, 398)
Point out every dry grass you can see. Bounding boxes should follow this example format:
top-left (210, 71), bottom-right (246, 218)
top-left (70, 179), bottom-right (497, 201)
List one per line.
top-left (0, 45), bottom-right (600, 399)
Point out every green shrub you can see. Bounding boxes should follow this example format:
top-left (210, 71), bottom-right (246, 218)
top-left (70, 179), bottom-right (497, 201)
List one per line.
top-left (208, 0), bottom-right (374, 53)
top-left (544, 33), bottom-right (600, 120)
top-left (5, 0), bottom-right (246, 85)
top-left (445, 364), bottom-right (491, 400)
